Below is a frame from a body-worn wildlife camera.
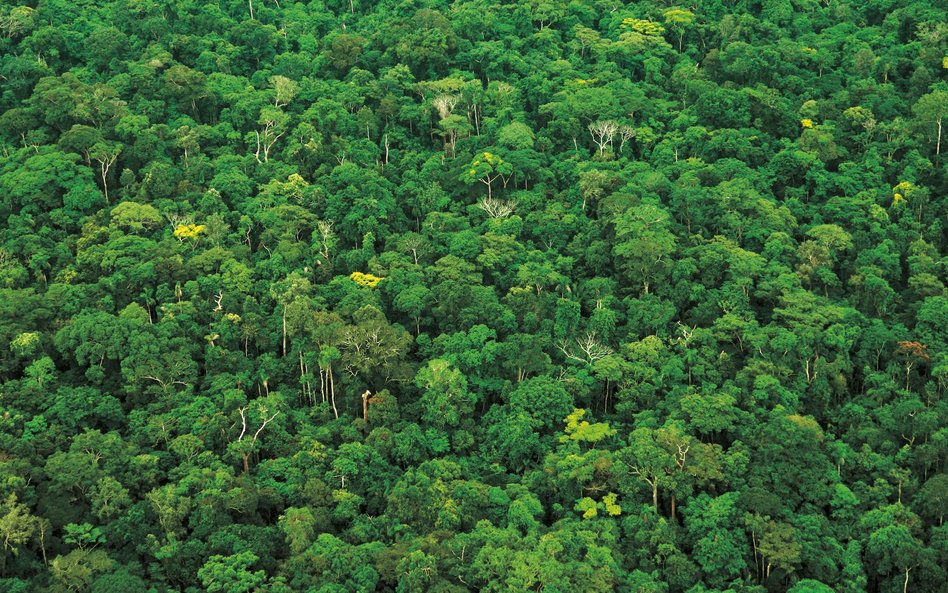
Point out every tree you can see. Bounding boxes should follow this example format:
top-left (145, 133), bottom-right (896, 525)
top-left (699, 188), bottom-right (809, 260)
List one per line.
top-left (164, 64), bottom-right (208, 118)
top-left (279, 507), bottom-right (317, 555)
top-left (588, 120), bottom-right (618, 157)
top-left (796, 224), bottom-right (853, 293)
top-left (508, 376), bottom-right (572, 432)
top-left (231, 400), bottom-right (281, 472)
top-left (662, 7), bottom-right (695, 51)
top-left (866, 524), bottom-right (924, 593)
top-left (684, 493), bottom-right (749, 588)
top-left (49, 549), bottom-right (114, 593)
top-left (254, 106), bottom-right (289, 163)
top-left (916, 474), bottom-right (948, 526)
top-left (110, 202), bottom-right (162, 232)
top-left (460, 151), bottom-right (513, 199)
top-left (89, 143), bottom-right (120, 203)
top-left (0, 150), bottom-right (103, 225)
top-left (339, 305), bottom-right (412, 389)
top-left (90, 477), bottom-right (131, 521)
top-left (198, 551), bottom-right (266, 593)
top-left (912, 90), bottom-right (947, 155)
top-left (0, 494), bottom-right (36, 574)
top-left (620, 427), bottom-right (676, 513)
top-left (269, 75), bottom-right (298, 108)
top-left (613, 204), bottom-right (677, 294)
top-left (416, 359), bottom-right (476, 429)
top-left (758, 520), bottom-right (802, 581)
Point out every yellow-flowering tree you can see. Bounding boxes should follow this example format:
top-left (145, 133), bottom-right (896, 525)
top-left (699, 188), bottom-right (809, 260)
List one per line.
top-left (460, 151), bottom-right (513, 199)
top-left (349, 271), bottom-right (383, 288)
top-left (622, 18), bottom-right (665, 36)
top-left (173, 223), bottom-right (206, 242)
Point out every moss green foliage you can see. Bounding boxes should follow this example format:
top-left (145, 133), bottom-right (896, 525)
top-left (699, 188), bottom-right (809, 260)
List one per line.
top-left (0, 0), bottom-right (946, 591)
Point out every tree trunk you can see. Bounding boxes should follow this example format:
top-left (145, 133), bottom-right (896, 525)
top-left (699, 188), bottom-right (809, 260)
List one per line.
top-left (936, 118), bottom-right (941, 156)
top-left (100, 166), bottom-right (110, 203)
top-left (38, 520), bottom-right (48, 566)
top-left (242, 452), bottom-right (250, 473)
top-left (299, 350), bottom-right (306, 401)
top-left (319, 368), bottom-right (326, 403)
top-left (652, 482), bottom-right (659, 513)
top-left (751, 531), bottom-right (760, 582)
top-left (329, 365), bottom-right (338, 419)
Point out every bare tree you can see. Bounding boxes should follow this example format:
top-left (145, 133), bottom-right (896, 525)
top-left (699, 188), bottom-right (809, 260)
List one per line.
top-left (432, 94), bottom-right (459, 120)
top-left (617, 125), bottom-right (635, 154)
top-left (255, 108), bottom-right (288, 163)
top-left (91, 143), bottom-right (121, 203)
top-left (476, 197), bottom-right (517, 219)
top-left (235, 404), bottom-right (279, 472)
top-left (314, 219), bottom-right (335, 266)
top-left (588, 120), bottom-right (618, 156)
top-left (557, 332), bottom-right (614, 365)
top-left (433, 95), bottom-right (463, 157)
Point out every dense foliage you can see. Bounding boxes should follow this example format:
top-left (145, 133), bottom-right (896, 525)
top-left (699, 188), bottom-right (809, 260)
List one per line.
top-left (1, 0), bottom-right (946, 592)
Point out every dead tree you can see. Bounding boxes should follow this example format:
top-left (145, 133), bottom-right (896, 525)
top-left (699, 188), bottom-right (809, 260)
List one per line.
top-left (235, 405), bottom-right (279, 472)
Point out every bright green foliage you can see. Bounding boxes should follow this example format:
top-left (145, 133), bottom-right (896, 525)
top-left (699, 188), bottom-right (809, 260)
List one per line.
top-left (788, 580), bottom-right (835, 593)
top-left (613, 204), bottom-right (677, 294)
top-left (562, 408), bottom-right (616, 445)
top-left (63, 523), bottom-right (105, 550)
top-left (575, 492), bottom-right (622, 519)
top-left (622, 19), bottom-right (665, 36)
top-left (0, 494), bottom-right (36, 558)
top-left (198, 551), bottom-right (266, 593)
top-left (415, 358), bottom-right (476, 428)
top-left (9, 332), bottom-right (41, 358)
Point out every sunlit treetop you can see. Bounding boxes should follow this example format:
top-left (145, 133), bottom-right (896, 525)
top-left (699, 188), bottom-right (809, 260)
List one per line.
top-left (350, 271), bottom-right (383, 288)
top-left (621, 18), bottom-right (665, 36)
top-left (174, 224), bottom-right (206, 239)
top-left (893, 181), bottom-right (913, 204)
top-left (561, 408), bottom-right (616, 444)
